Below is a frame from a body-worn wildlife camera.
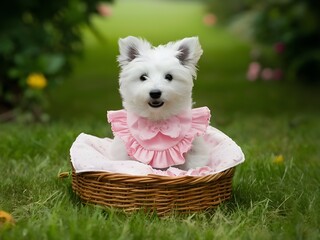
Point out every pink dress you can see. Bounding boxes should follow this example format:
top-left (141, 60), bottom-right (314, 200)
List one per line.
top-left (107, 107), bottom-right (210, 168)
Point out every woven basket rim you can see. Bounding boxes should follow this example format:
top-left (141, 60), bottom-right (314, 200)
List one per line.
top-left (72, 167), bottom-right (235, 185)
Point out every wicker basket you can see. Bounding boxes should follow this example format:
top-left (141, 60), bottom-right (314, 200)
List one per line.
top-left (71, 167), bottom-right (235, 216)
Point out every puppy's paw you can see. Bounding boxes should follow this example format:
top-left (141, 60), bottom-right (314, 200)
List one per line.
top-left (179, 136), bottom-right (210, 170)
top-left (108, 136), bottom-right (131, 160)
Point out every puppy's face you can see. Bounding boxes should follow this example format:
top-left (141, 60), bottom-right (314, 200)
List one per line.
top-left (117, 36), bottom-right (203, 120)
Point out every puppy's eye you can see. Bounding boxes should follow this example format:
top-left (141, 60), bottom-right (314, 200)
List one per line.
top-left (140, 74), bottom-right (148, 81)
top-left (165, 74), bottom-right (173, 81)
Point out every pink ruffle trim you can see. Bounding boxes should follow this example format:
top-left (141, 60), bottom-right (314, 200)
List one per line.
top-left (107, 107), bottom-right (210, 168)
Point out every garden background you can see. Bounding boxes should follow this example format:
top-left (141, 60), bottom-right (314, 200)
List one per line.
top-left (1, 0), bottom-right (320, 239)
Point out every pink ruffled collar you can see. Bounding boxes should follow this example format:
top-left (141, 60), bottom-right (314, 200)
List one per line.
top-left (107, 107), bottom-right (210, 168)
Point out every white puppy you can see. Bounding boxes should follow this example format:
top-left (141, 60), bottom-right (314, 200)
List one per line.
top-left (108, 36), bottom-right (210, 170)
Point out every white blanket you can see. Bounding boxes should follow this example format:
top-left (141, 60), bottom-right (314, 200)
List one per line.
top-left (70, 126), bottom-right (245, 176)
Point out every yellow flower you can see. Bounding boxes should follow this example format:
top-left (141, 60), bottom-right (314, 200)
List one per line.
top-left (273, 154), bottom-right (284, 164)
top-left (0, 210), bottom-right (15, 228)
top-left (26, 73), bottom-right (47, 89)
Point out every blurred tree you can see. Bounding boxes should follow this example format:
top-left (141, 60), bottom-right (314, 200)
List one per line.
top-left (206, 0), bottom-right (320, 84)
top-left (0, 0), bottom-right (112, 122)
top-left (253, 0), bottom-right (320, 83)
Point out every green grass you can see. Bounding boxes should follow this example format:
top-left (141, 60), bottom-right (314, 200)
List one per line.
top-left (1, 0), bottom-right (320, 239)
top-left (1, 116), bottom-right (319, 239)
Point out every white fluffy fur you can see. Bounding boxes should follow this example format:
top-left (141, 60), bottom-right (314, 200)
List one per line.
top-left (109, 36), bottom-right (210, 170)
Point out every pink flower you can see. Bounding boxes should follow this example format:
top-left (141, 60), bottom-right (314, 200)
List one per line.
top-left (274, 42), bottom-right (285, 54)
top-left (97, 3), bottom-right (112, 17)
top-left (203, 13), bottom-right (217, 26)
top-left (261, 68), bottom-right (273, 81)
top-left (246, 62), bottom-right (261, 81)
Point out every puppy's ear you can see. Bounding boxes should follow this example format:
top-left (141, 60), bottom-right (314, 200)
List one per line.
top-left (175, 37), bottom-right (203, 68)
top-left (117, 36), bottom-right (151, 67)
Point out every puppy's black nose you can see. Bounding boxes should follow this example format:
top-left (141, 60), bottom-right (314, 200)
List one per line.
top-left (149, 90), bottom-right (162, 99)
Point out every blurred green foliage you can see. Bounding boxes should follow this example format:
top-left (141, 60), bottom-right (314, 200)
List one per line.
top-left (0, 0), bottom-right (112, 122)
top-left (206, 0), bottom-right (320, 83)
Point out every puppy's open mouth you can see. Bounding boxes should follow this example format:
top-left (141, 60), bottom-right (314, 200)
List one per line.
top-left (148, 101), bottom-right (164, 108)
